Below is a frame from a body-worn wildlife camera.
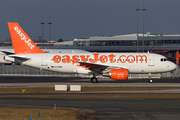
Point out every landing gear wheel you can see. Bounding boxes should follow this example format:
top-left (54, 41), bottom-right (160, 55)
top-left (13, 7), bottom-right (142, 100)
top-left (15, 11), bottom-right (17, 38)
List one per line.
top-left (148, 73), bottom-right (153, 83)
top-left (91, 77), bottom-right (98, 83)
top-left (149, 79), bottom-right (153, 83)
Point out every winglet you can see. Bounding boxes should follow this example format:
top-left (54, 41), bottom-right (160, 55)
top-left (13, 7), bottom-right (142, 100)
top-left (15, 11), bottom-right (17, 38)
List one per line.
top-left (8, 22), bottom-right (46, 54)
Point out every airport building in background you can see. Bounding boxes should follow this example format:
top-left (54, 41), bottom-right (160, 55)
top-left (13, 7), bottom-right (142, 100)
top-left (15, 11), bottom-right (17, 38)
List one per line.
top-left (52, 32), bottom-right (180, 63)
top-left (73, 32), bottom-right (180, 47)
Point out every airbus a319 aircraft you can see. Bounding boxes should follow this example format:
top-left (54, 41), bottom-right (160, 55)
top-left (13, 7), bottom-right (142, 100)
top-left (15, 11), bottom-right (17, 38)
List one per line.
top-left (4, 22), bottom-right (176, 83)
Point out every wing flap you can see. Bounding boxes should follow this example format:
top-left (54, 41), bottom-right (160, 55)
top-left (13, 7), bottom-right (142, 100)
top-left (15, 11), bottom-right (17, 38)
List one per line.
top-left (76, 62), bottom-right (129, 72)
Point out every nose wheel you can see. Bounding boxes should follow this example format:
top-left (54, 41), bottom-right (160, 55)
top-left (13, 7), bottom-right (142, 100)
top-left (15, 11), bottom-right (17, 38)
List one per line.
top-left (149, 73), bottom-right (153, 83)
top-left (91, 77), bottom-right (98, 83)
top-left (149, 79), bottom-right (153, 83)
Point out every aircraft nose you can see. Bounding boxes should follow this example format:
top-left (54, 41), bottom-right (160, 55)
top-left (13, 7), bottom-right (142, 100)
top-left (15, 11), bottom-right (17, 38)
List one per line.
top-left (170, 62), bottom-right (177, 71)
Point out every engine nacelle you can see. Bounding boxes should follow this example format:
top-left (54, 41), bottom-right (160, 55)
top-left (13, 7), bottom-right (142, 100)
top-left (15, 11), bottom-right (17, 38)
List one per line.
top-left (103, 69), bottom-right (128, 80)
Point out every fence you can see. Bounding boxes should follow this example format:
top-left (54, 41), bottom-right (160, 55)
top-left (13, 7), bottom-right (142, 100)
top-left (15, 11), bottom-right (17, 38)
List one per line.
top-left (0, 64), bottom-right (178, 79)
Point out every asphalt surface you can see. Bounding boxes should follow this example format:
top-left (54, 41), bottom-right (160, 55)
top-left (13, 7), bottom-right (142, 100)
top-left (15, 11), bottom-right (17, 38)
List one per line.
top-left (0, 76), bottom-right (179, 83)
top-left (0, 76), bottom-right (180, 120)
top-left (0, 97), bottom-right (180, 120)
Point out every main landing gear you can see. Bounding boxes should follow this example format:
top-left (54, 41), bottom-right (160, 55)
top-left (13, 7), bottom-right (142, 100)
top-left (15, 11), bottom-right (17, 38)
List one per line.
top-left (91, 77), bottom-right (98, 83)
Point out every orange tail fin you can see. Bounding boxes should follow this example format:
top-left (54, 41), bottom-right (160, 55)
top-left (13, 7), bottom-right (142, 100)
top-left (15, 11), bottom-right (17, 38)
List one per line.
top-left (8, 22), bottom-right (46, 54)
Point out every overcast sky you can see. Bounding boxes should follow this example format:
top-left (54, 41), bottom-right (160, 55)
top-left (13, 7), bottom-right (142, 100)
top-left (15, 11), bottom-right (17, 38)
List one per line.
top-left (1, 0), bottom-right (180, 41)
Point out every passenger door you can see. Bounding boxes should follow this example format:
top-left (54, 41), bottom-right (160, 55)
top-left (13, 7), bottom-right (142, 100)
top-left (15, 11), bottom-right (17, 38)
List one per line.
top-left (41, 55), bottom-right (47, 66)
top-left (148, 55), bottom-right (154, 66)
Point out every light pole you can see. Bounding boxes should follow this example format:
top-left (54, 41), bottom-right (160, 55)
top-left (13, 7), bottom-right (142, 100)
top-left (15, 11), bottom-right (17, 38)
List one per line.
top-left (48, 16), bottom-right (52, 48)
top-left (142, 3), bottom-right (146, 53)
top-left (136, 3), bottom-right (140, 52)
top-left (41, 16), bottom-right (45, 49)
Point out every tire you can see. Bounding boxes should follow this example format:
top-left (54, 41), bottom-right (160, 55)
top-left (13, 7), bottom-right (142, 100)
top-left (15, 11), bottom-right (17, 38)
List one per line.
top-left (149, 80), bottom-right (153, 83)
top-left (91, 77), bottom-right (98, 83)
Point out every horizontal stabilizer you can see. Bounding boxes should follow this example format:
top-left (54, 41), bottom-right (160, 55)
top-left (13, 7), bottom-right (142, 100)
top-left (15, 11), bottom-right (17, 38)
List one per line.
top-left (1, 51), bottom-right (14, 55)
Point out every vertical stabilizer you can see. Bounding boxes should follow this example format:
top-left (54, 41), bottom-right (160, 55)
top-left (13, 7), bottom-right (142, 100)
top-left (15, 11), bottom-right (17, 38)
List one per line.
top-left (8, 22), bottom-right (46, 54)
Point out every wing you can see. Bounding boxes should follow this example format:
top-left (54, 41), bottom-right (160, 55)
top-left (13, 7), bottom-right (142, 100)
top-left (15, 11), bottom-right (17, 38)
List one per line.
top-left (76, 62), bottom-right (129, 73)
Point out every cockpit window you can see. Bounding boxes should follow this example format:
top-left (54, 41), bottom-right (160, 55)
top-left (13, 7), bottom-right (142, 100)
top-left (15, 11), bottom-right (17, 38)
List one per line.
top-left (160, 58), bottom-right (169, 62)
top-left (165, 58), bottom-right (169, 61)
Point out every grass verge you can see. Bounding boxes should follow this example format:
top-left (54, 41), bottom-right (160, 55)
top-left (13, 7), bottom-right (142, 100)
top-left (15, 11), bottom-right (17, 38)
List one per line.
top-left (0, 87), bottom-right (180, 98)
top-left (0, 107), bottom-right (77, 120)
top-left (1, 94), bottom-right (180, 98)
top-left (0, 87), bottom-right (179, 93)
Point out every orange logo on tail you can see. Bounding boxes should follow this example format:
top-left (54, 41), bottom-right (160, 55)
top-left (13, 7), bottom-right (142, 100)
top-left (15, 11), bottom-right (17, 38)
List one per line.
top-left (8, 22), bottom-right (46, 54)
top-left (14, 26), bottom-right (35, 50)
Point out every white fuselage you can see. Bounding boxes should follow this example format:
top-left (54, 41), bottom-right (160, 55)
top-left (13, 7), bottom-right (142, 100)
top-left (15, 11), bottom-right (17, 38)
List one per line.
top-left (8, 52), bottom-right (176, 75)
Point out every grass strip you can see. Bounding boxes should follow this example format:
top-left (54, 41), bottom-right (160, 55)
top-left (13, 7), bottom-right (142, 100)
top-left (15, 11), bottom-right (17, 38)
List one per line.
top-left (1, 94), bottom-right (180, 98)
top-left (0, 107), bottom-right (77, 120)
top-left (0, 87), bottom-right (179, 93)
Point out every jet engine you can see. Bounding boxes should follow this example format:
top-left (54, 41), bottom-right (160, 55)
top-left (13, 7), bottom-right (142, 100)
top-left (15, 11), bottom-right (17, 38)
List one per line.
top-left (102, 69), bottom-right (128, 80)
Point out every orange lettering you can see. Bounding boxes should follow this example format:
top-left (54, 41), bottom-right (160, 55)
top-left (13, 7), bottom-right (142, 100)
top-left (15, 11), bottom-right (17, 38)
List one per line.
top-left (99, 55), bottom-right (108, 63)
top-left (53, 55), bottom-right (61, 63)
top-left (80, 55), bottom-right (90, 62)
top-left (89, 53), bottom-right (99, 63)
top-left (108, 54), bottom-right (116, 63)
top-left (127, 55), bottom-right (135, 63)
top-left (119, 55), bottom-right (126, 63)
top-left (52, 54), bottom-right (148, 65)
top-left (72, 55), bottom-right (79, 64)
top-left (62, 55), bottom-right (71, 63)
top-left (136, 55), bottom-right (147, 63)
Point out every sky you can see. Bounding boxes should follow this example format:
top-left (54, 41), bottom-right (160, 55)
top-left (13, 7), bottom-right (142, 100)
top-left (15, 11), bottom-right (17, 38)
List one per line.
top-left (1, 0), bottom-right (180, 41)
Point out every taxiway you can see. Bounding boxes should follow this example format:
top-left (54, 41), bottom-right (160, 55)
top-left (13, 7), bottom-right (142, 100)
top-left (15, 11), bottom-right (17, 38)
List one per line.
top-left (0, 76), bottom-right (180, 120)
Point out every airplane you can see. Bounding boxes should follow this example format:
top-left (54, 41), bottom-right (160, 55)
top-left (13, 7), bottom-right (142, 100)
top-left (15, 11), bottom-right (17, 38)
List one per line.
top-left (3, 22), bottom-right (176, 83)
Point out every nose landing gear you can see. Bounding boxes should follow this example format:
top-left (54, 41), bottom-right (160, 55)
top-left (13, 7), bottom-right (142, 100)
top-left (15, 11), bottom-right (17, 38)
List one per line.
top-left (149, 73), bottom-right (153, 83)
top-left (149, 79), bottom-right (153, 83)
